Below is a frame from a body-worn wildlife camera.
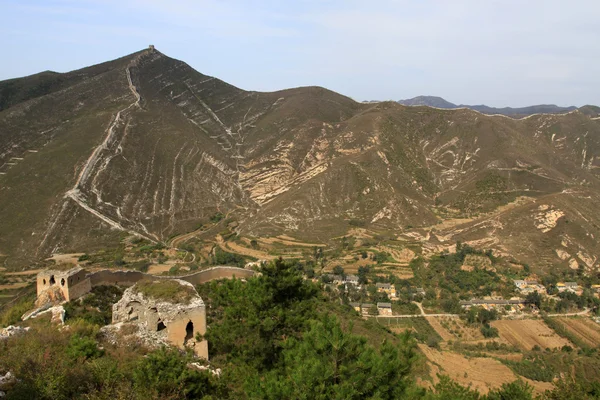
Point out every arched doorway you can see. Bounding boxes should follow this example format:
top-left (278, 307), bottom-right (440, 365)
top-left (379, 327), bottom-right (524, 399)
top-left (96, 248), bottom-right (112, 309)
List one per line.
top-left (184, 321), bottom-right (194, 343)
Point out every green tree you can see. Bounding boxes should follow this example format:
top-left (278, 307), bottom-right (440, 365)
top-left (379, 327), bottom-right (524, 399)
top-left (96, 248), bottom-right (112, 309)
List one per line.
top-left (525, 291), bottom-right (542, 309)
top-left (250, 316), bottom-right (416, 399)
top-left (486, 380), bottom-right (533, 400)
top-left (133, 347), bottom-right (227, 399)
top-left (333, 265), bottom-right (345, 277)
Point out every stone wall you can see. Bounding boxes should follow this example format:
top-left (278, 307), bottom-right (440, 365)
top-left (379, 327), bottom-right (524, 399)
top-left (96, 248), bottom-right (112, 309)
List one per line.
top-left (37, 265), bottom-right (256, 306)
top-left (89, 270), bottom-right (146, 287)
top-left (178, 266), bottom-right (256, 285)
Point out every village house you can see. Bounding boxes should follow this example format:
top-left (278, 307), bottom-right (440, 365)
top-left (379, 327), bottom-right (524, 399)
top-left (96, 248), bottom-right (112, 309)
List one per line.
top-left (514, 279), bottom-right (546, 295)
top-left (345, 275), bottom-right (360, 286)
top-left (361, 303), bottom-right (375, 316)
top-left (459, 298), bottom-right (527, 313)
top-left (377, 302), bottom-right (393, 316)
top-left (376, 283), bottom-right (397, 299)
top-left (350, 302), bottom-right (361, 313)
top-left (513, 280), bottom-right (527, 289)
top-left (557, 282), bottom-right (580, 293)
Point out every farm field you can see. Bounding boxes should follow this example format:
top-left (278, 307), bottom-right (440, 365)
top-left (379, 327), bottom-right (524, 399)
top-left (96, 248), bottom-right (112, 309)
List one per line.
top-left (556, 318), bottom-right (600, 348)
top-left (418, 344), bottom-right (553, 394)
top-left (426, 316), bottom-right (485, 342)
top-left (492, 319), bottom-right (571, 350)
top-left (425, 317), bottom-right (455, 341)
top-left (377, 317), bottom-right (441, 341)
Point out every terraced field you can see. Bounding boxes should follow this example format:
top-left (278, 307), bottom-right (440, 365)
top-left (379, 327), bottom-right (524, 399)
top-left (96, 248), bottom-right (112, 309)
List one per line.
top-left (556, 317), bottom-right (600, 348)
top-left (492, 319), bottom-right (571, 350)
top-left (418, 344), bottom-right (553, 394)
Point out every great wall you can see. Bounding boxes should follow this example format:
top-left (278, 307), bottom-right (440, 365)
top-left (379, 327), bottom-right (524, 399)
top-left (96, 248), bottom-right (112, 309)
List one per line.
top-left (33, 265), bottom-right (257, 359)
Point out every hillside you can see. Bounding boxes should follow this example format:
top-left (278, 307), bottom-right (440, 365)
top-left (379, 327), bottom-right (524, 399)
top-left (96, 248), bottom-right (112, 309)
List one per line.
top-left (2, 47), bottom-right (600, 274)
top-left (398, 95), bottom-right (577, 117)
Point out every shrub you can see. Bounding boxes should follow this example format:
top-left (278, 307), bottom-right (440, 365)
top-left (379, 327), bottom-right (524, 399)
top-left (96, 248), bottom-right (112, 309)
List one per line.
top-left (133, 347), bottom-right (227, 398)
top-left (66, 335), bottom-right (104, 361)
top-left (0, 292), bottom-right (35, 327)
top-left (427, 334), bottom-right (440, 348)
top-left (480, 324), bottom-right (499, 338)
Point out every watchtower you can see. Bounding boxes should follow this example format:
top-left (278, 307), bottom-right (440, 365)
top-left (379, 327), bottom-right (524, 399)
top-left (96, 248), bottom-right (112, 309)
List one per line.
top-left (36, 267), bottom-right (91, 302)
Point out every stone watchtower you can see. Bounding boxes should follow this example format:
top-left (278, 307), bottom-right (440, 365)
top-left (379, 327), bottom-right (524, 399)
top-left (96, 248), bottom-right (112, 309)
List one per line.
top-left (36, 267), bottom-right (91, 302)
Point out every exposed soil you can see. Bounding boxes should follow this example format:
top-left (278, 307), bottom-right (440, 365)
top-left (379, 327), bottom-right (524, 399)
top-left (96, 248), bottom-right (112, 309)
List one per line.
top-left (426, 317), bottom-right (455, 341)
top-left (259, 235), bottom-right (325, 247)
top-left (147, 264), bottom-right (173, 275)
top-left (492, 319), bottom-right (571, 350)
top-left (556, 318), bottom-right (600, 348)
top-left (418, 344), bottom-right (553, 395)
top-left (46, 253), bottom-right (85, 265)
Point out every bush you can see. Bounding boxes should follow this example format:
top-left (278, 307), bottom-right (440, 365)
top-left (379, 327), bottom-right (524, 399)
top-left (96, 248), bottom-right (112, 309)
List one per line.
top-left (66, 335), bottom-right (104, 361)
top-left (480, 324), bottom-right (499, 338)
top-left (0, 292), bottom-right (35, 327)
top-left (427, 334), bottom-right (440, 348)
top-left (133, 347), bottom-right (227, 398)
top-left (503, 357), bottom-right (556, 382)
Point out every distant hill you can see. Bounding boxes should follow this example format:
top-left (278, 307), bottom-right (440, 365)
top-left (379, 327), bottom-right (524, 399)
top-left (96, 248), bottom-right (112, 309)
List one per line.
top-left (397, 95), bottom-right (578, 117)
top-left (396, 96), bottom-right (456, 109)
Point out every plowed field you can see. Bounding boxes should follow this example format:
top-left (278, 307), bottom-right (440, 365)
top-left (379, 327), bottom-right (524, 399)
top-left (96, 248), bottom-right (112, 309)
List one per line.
top-left (557, 318), bottom-right (600, 348)
top-left (492, 319), bottom-right (571, 350)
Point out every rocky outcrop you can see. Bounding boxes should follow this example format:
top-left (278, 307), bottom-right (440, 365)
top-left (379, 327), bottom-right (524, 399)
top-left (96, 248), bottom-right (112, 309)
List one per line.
top-left (0, 371), bottom-right (16, 397)
top-left (534, 205), bottom-right (565, 233)
top-left (34, 285), bottom-right (65, 308)
top-left (0, 326), bottom-right (30, 341)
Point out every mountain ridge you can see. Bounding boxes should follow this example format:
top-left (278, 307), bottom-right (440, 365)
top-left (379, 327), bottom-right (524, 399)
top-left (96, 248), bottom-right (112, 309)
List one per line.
top-left (2, 47), bottom-right (600, 275)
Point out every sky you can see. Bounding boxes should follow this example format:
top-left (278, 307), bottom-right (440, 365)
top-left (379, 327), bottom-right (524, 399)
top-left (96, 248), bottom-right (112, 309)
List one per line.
top-left (1, 0), bottom-right (599, 107)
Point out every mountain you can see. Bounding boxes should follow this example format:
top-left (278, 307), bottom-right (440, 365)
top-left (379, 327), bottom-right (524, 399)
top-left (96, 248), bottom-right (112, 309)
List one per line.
top-left (2, 47), bottom-right (600, 274)
top-left (396, 96), bottom-right (456, 109)
top-left (398, 95), bottom-right (578, 117)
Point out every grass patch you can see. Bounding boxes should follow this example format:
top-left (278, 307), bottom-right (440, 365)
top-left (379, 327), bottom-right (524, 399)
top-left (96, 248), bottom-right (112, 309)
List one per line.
top-left (502, 355), bottom-right (556, 382)
top-left (378, 316), bottom-right (442, 344)
top-left (135, 280), bottom-right (196, 304)
top-left (63, 285), bottom-right (124, 325)
top-left (0, 290), bottom-right (36, 327)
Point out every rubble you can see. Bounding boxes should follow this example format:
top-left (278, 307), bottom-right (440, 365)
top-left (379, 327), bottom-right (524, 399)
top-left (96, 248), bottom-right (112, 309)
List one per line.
top-left (0, 326), bottom-right (30, 341)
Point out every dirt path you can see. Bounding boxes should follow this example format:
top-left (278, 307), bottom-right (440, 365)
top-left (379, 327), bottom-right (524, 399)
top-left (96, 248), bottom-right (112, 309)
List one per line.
top-left (219, 237), bottom-right (277, 260)
top-left (376, 245), bottom-right (415, 263)
top-left (0, 282), bottom-right (30, 290)
top-left (37, 49), bottom-right (158, 253)
top-left (4, 269), bottom-right (44, 276)
top-left (259, 236), bottom-right (325, 247)
top-left (170, 227), bottom-right (205, 248)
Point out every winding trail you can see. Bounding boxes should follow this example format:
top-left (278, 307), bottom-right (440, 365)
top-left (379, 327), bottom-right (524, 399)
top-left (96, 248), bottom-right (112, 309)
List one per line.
top-left (38, 50), bottom-right (157, 255)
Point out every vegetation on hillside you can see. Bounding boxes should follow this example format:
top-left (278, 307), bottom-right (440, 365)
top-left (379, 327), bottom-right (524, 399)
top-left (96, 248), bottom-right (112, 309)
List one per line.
top-left (2, 259), bottom-right (600, 398)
